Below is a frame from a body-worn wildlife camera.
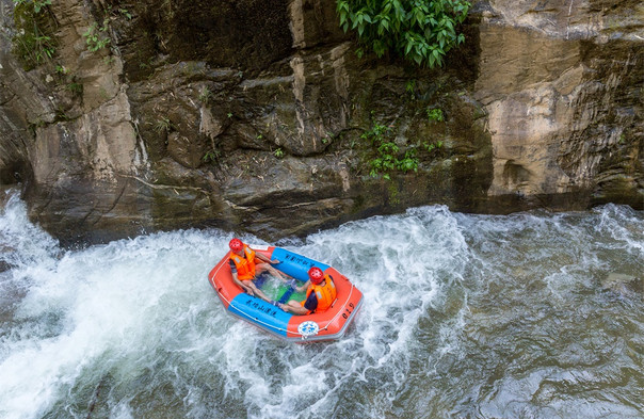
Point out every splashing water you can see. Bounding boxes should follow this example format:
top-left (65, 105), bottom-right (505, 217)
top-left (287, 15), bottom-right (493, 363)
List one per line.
top-left (1, 190), bottom-right (643, 419)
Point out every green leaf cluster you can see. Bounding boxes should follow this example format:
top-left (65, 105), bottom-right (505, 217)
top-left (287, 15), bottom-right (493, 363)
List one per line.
top-left (82, 21), bottom-right (111, 53)
top-left (274, 148), bottom-right (285, 159)
top-left (361, 123), bottom-right (419, 179)
top-left (336, 0), bottom-right (470, 67)
top-left (202, 149), bottom-right (220, 163)
top-left (426, 107), bottom-right (444, 122)
top-left (11, 0), bottom-right (57, 70)
top-left (13, 0), bottom-right (50, 13)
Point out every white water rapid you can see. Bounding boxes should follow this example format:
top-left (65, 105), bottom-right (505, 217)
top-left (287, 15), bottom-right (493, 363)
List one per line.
top-left (1, 189), bottom-right (643, 419)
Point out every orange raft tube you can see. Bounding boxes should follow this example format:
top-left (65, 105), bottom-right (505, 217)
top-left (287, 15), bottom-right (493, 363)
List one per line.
top-left (208, 245), bottom-right (363, 342)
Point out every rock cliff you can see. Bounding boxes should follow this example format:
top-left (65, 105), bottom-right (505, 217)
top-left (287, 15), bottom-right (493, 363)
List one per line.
top-left (0, 0), bottom-right (642, 244)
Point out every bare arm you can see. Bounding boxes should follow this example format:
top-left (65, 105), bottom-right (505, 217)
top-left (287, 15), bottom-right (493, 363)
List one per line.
top-left (295, 280), bottom-right (311, 293)
top-left (254, 251), bottom-right (292, 281)
top-left (255, 252), bottom-right (278, 264)
top-left (281, 303), bottom-right (309, 315)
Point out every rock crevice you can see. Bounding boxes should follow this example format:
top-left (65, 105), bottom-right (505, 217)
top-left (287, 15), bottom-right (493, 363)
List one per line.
top-left (0, 0), bottom-right (642, 244)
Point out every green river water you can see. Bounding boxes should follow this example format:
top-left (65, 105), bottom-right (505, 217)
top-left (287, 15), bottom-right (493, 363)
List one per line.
top-left (0, 190), bottom-right (642, 419)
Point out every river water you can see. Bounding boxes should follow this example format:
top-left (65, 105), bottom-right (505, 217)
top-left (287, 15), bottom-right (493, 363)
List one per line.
top-left (1, 189), bottom-right (642, 419)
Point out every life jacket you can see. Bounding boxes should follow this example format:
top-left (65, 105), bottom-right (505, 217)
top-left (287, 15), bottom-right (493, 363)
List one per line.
top-left (302, 275), bottom-right (337, 313)
top-left (229, 245), bottom-right (257, 281)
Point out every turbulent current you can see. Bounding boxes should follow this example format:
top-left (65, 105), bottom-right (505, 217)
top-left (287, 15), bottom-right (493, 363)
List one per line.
top-left (1, 190), bottom-right (643, 419)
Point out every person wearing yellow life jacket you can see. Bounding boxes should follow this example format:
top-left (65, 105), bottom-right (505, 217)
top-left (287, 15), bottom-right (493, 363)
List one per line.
top-left (279, 267), bottom-right (337, 315)
top-left (228, 238), bottom-right (286, 304)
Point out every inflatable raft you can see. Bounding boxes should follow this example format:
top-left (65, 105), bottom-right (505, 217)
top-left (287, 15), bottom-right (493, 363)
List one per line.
top-left (208, 245), bottom-right (363, 342)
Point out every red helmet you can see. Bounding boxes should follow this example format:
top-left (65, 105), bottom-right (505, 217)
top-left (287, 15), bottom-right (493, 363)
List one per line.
top-left (308, 267), bottom-right (324, 284)
top-left (229, 238), bottom-right (243, 252)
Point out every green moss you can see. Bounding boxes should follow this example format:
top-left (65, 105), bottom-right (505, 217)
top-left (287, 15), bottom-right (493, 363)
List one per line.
top-left (350, 194), bottom-right (366, 214)
top-left (387, 182), bottom-right (401, 206)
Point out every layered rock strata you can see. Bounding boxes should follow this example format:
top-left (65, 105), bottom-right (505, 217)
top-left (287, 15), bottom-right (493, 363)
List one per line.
top-left (0, 0), bottom-right (642, 244)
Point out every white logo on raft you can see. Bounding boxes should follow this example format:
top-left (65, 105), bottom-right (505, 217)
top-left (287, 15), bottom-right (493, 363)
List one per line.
top-left (298, 321), bottom-right (320, 338)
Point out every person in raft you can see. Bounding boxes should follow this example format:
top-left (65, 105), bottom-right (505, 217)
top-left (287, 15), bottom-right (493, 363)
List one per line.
top-left (279, 266), bottom-right (337, 315)
top-left (228, 238), bottom-right (286, 304)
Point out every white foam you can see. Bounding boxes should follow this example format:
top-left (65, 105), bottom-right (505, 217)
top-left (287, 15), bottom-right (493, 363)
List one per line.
top-left (1, 194), bottom-right (643, 419)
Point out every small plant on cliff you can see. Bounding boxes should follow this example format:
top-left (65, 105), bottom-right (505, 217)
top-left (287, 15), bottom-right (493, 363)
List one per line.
top-left (422, 140), bottom-right (443, 153)
top-left (12, 0), bottom-right (50, 12)
top-left (203, 149), bottom-right (220, 163)
top-left (154, 117), bottom-right (173, 133)
top-left (11, 0), bottom-right (58, 70)
top-left (426, 107), bottom-right (444, 122)
top-left (336, 0), bottom-right (470, 67)
top-left (82, 21), bottom-right (111, 53)
top-left (396, 148), bottom-right (419, 173)
top-left (361, 122), bottom-right (419, 180)
top-left (115, 8), bottom-right (132, 20)
top-left (67, 81), bottom-right (83, 96)
top-left (369, 141), bottom-right (397, 179)
top-left (198, 87), bottom-right (213, 103)
top-left (405, 79), bottom-right (417, 99)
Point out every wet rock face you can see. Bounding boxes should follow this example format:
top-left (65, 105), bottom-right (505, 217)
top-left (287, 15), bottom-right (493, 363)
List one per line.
top-left (0, 0), bottom-right (642, 244)
top-left (118, 0), bottom-right (293, 82)
top-left (475, 0), bottom-right (644, 209)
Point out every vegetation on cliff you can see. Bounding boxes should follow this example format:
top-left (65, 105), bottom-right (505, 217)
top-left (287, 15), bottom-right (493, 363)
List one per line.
top-left (11, 0), bottom-right (57, 71)
top-left (336, 0), bottom-right (470, 67)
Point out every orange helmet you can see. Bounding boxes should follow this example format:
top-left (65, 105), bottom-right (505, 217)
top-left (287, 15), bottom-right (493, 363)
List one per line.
top-left (229, 238), bottom-right (243, 252)
top-left (308, 267), bottom-right (324, 284)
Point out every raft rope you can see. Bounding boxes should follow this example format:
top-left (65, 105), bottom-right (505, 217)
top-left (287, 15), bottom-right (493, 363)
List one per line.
top-left (210, 265), bottom-right (357, 339)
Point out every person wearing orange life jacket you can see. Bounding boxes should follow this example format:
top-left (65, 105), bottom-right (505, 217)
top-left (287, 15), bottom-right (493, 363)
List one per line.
top-left (279, 266), bottom-right (337, 315)
top-left (228, 238), bottom-right (287, 304)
